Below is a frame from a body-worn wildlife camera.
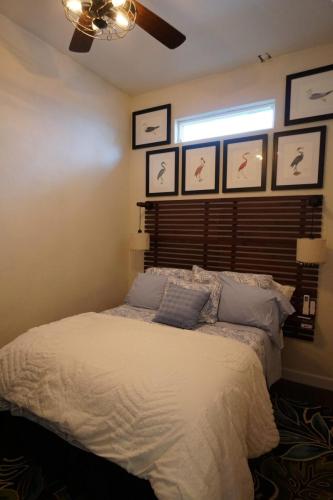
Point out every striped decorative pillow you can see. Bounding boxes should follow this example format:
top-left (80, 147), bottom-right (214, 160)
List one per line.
top-left (153, 284), bottom-right (210, 330)
top-left (167, 276), bottom-right (222, 324)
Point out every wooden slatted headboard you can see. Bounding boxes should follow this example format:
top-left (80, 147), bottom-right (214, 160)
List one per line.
top-left (144, 195), bottom-right (323, 341)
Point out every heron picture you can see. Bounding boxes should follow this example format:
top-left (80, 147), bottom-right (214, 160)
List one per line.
top-left (290, 147), bottom-right (304, 175)
top-left (272, 126), bottom-right (326, 190)
top-left (194, 157), bottom-right (206, 182)
top-left (157, 161), bottom-right (167, 184)
top-left (146, 147), bottom-right (179, 197)
top-left (182, 141), bottom-right (220, 195)
top-left (222, 135), bottom-right (267, 193)
top-left (285, 64), bottom-right (333, 125)
top-left (132, 104), bottom-right (171, 149)
top-left (237, 152), bottom-right (250, 179)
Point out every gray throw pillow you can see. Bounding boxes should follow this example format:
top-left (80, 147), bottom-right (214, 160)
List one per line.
top-left (125, 273), bottom-right (168, 310)
top-left (218, 276), bottom-right (295, 346)
top-left (153, 283), bottom-right (210, 330)
top-left (167, 277), bottom-right (222, 324)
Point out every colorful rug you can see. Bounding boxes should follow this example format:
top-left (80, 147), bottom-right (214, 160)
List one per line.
top-left (0, 396), bottom-right (332, 499)
top-left (250, 395), bottom-right (333, 499)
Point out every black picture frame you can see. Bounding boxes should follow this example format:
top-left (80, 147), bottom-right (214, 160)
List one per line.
top-left (285, 64), bottom-right (333, 126)
top-left (182, 141), bottom-right (220, 195)
top-left (146, 147), bottom-right (179, 197)
top-left (132, 104), bottom-right (171, 150)
top-left (272, 126), bottom-right (326, 190)
top-left (222, 134), bottom-right (267, 193)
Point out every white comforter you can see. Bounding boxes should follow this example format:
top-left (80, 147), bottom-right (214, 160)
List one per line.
top-left (0, 313), bottom-right (279, 499)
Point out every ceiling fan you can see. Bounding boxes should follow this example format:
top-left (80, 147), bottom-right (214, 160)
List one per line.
top-left (62, 0), bottom-right (186, 53)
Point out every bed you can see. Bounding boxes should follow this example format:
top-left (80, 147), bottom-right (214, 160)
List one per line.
top-left (106, 304), bottom-right (282, 387)
top-left (0, 312), bottom-right (281, 499)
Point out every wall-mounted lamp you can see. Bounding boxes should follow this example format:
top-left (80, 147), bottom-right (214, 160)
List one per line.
top-left (296, 238), bottom-right (326, 265)
top-left (296, 196), bottom-right (326, 266)
top-left (130, 202), bottom-right (155, 251)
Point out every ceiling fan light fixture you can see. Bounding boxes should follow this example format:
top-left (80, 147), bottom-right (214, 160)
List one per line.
top-left (65, 0), bottom-right (186, 53)
top-left (92, 18), bottom-right (108, 30)
top-left (62, 0), bottom-right (136, 41)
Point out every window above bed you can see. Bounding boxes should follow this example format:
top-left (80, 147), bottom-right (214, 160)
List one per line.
top-left (175, 100), bottom-right (275, 143)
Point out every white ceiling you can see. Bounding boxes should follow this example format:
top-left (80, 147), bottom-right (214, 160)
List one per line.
top-left (1, 0), bottom-right (333, 95)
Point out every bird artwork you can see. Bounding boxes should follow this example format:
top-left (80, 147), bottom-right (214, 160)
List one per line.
top-left (157, 161), bottom-right (167, 184)
top-left (194, 157), bottom-right (206, 182)
top-left (290, 147), bottom-right (304, 176)
top-left (237, 152), bottom-right (250, 179)
top-left (143, 123), bottom-right (160, 135)
top-left (307, 89), bottom-right (333, 102)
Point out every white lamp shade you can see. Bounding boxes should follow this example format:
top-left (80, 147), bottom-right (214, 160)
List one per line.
top-left (296, 238), bottom-right (327, 264)
top-left (130, 232), bottom-right (150, 251)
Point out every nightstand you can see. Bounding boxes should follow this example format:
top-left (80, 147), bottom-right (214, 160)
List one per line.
top-left (283, 314), bottom-right (315, 341)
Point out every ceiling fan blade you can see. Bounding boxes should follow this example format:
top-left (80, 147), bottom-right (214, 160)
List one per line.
top-left (69, 29), bottom-right (94, 52)
top-left (135, 1), bottom-right (186, 49)
top-left (69, 13), bottom-right (95, 53)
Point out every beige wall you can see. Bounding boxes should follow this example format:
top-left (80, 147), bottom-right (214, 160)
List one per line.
top-left (130, 43), bottom-right (333, 388)
top-left (0, 15), bottom-right (130, 347)
top-left (1, 13), bottom-right (332, 387)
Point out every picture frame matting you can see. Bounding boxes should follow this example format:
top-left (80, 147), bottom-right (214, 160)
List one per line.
top-left (222, 134), bottom-right (268, 193)
top-left (132, 104), bottom-right (171, 150)
top-left (146, 147), bottom-right (179, 197)
top-left (181, 141), bottom-right (220, 195)
top-left (271, 126), bottom-right (326, 190)
top-left (285, 64), bottom-right (333, 126)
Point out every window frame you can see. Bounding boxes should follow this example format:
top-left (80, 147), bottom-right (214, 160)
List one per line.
top-left (175, 100), bottom-right (275, 144)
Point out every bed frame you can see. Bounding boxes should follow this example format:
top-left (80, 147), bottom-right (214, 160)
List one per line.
top-left (144, 195), bottom-right (323, 341)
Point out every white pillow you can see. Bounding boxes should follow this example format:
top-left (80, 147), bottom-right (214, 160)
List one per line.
top-left (271, 280), bottom-right (295, 301)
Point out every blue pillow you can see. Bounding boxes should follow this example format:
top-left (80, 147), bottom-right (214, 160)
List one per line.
top-left (153, 283), bottom-right (210, 330)
top-left (218, 276), bottom-right (295, 346)
top-left (125, 273), bottom-right (168, 310)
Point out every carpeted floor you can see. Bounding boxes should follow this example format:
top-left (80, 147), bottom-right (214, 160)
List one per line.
top-left (0, 395), bottom-right (332, 500)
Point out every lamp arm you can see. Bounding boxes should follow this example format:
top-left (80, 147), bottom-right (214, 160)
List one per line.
top-left (138, 207), bottom-right (142, 233)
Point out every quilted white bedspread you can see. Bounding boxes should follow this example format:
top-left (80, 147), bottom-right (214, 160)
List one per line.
top-left (0, 313), bottom-right (279, 499)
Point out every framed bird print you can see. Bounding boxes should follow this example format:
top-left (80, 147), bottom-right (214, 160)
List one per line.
top-left (132, 104), bottom-right (171, 149)
top-left (146, 147), bottom-right (179, 197)
top-left (285, 64), bottom-right (333, 126)
top-left (272, 126), bottom-right (326, 190)
top-left (222, 134), bottom-right (267, 193)
top-left (182, 141), bottom-right (220, 195)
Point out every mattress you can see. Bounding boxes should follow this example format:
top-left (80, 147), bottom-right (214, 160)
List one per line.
top-left (0, 311), bottom-right (279, 500)
top-left (104, 305), bottom-right (282, 386)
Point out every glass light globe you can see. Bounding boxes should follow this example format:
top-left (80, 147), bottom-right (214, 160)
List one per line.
top-left (113, 0), bottom-right (126, 7)
top-left (66, 0), bottom-right (82, 13)
top-left (116, 11), bottom-right (129, 27)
